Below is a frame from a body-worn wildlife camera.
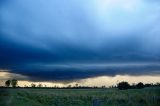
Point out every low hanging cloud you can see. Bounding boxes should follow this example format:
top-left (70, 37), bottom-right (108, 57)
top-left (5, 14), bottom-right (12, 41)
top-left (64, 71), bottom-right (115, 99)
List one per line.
top-left (1, 62), bottom-right (159, 82)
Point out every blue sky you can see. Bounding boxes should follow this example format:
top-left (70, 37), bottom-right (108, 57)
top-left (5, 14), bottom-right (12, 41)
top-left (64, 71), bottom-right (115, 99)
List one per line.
top-left (0, 0), bottom-right (160, 81)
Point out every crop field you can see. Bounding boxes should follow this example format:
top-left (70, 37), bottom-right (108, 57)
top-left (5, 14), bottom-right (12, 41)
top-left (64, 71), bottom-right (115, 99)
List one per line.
top-left (0, 87), bottom-right (160, 106)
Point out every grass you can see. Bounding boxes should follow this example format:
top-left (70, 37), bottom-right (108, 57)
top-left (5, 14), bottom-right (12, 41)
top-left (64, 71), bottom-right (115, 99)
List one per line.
top-left (0, 87), bottom-right (160, 106)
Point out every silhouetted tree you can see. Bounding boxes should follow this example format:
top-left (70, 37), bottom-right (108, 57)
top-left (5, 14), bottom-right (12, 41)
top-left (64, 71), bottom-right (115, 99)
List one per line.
top-left (31, 83), bottom-right (36, 87)
top-left (155, 83), bottom-right (160, 87)
top-left (68, 85), bottom-right (71, 88)
top-left (75, 83), bottom-right (78, 87)
top-left (54, 85), bottom-right (57, 88)
top-left (11, 79), bottom-right (18, 87)
top-left (101, 85), bottom-right (105, 88)
top-left (117, 81), bottom-right (130, 90)
top-left (38, 84), bottom-right (42, 87)
top-left (44, 85), bottom-right (47, 87)
top-left (136, 82), bottom-right (144, 89)
top-left (145, 83), bottom-right (151, 87)
top-left (24, 85), bottom-right (28, 87)
top-left (5, 80), bottom-right (11, 87)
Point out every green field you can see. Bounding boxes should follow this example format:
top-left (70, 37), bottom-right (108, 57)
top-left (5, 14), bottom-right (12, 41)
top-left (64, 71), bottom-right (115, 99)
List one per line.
top-left (0, 88), bottom-right (160, 106)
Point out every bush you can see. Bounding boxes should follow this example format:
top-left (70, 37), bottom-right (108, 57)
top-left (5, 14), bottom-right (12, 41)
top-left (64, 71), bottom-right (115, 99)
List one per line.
top-left (136, 82), bottom-right (144, 89)
top-left (117, 81), bottom-right (130, 90)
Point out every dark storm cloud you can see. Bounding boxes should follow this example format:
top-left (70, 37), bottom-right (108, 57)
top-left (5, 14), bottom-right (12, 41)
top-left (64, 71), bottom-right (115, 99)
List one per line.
top-left (0, 0), bottom-right (160, 81)
top-left (6, 63), bottom-right (160, 81)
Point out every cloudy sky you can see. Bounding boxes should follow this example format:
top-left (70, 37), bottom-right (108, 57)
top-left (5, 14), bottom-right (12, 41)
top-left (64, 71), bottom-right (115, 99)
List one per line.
top-left (0, 0), bottom-right (160, 82)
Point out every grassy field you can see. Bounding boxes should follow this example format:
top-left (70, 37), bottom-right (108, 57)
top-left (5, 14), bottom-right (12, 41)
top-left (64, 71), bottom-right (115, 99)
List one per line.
top-left (0, 87), bottom-right (160, 106)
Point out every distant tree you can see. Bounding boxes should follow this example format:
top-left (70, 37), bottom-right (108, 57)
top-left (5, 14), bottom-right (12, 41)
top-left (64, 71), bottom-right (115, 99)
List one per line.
top-left (75, 83), bottom-right (78, 87)
top-left (38, 84), bottom-right (42, 87)
top-left (44, 85), bottom-right (47, 87)
top-left (54, 85), bottom-right (57, 88)
top-left (101, 85), bottom-right (105, 88)
top-left (68, 85), bottom-right (71, 88)
top-left (31, 83), bottom-right (36, 87)
top-left (156, 83), bottom-right (160, 87)
top-left (136, 82), bottom-right (144, 89)
top-left (145, 83), bottom-right (151, 87)
top-left (117, 81), bottom-right (130, 90)
top-left (5, 80), bottom-right (11, 87)
top-left (24, 85), bottom-right (28, 87)
top-left (11, 79), bottom-right (18, 87)
top-left (93, 86), bottom-right (98, 88)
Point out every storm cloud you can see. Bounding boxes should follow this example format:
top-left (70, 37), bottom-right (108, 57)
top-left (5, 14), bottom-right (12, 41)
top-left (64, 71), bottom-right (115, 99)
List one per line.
top-left (0, 0), bottom-right (160, 81)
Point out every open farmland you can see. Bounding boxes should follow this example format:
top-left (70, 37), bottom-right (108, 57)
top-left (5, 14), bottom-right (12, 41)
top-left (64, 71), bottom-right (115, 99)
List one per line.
top-left (0, 87), bottom-right (160, 106)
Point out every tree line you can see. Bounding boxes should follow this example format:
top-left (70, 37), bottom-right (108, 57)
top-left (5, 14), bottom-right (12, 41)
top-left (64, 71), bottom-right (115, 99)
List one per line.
top-left (2, 79), bottom-right (160, 90)
top-left (117, 81), bottom-right (160, 90)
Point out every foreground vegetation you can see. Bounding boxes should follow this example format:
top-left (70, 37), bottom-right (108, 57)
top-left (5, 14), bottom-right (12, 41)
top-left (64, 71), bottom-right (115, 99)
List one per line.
top-left (0, 87), bottom-right (160, 106)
